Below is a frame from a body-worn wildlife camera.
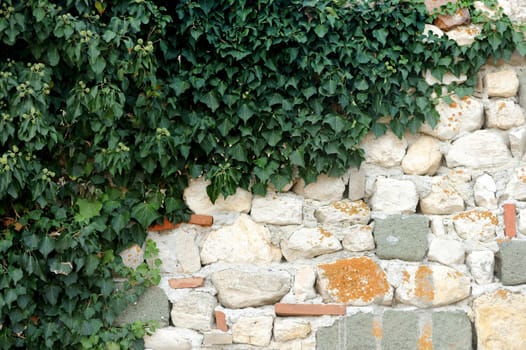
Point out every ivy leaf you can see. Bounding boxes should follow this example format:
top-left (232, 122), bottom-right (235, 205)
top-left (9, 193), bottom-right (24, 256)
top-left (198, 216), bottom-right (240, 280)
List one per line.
top-left (44, 284), bottom-right (61, 305)
top-left (39, 236), bottom-right (55, 258)
top-left (314, 24), bottom-right (329, 38)
top-left (324, 115), bottom-right (346, 132)
top-left (131, 202), bottom-right (161, 228)
top-left (9, 268), bottom-right (23, 284)
top-left (75, 199), bottom-right (103, 222)
top-left (200, 91), bottom-right (220, 112)
top-left (373, 28), bottom-right (389, 46)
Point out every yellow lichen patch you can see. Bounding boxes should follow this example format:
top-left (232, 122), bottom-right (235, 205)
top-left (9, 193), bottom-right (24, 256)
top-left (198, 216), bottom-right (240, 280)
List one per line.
top-left (331, 200), bottom-right (369, 217)
top-left (418, 323), bottom-right (433, 350)
top-left (372, 320), bottom-right (382, 339)
top-left (453, 210), bottom-right (498, 225)
top-left (494, 289), bottom-right (511, 300)
top-left (414, 265), bottom-right (434, 303)
top-left (318, 257), bottom-right (389, 304)
top-left (319, 227), bottom-right (333, 238)
top-left (515, 168), bottom-right (526, 183)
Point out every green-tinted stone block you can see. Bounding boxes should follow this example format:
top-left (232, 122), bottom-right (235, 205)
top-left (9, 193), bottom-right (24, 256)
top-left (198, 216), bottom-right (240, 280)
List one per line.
top-left (317, 319), bottom-right (342, 350)
top-left (114, 286), bottom-right (170, 327)
top-left (344, 313), bottom-right (376, 350)
top-left (496, 241), bottom-right (526, 285)
top-left (432, 311), bottom-right (472, 350)
top-left (374, 215), bottom-right (429, 261)
top-left (381, 310), bottom-right (418, 350)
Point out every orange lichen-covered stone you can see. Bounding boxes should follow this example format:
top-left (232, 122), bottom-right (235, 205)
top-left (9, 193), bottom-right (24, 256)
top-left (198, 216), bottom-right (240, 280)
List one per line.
top-left (418, 323), bottom-right (433, 350)
top-left (317, 257), bottom-right (392, 306)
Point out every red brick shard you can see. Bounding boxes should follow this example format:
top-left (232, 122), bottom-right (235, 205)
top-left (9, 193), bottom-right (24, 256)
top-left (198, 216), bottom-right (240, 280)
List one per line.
top-left (275, 303), bottom-right (346, 316)
top-left (168, 277), bottom-right (205, 289)
top-left (215, 310), bottom-right (228, 331)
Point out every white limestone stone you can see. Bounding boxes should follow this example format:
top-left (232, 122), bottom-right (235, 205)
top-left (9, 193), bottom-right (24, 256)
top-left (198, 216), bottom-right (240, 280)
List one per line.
top-left (119, 243), bottom-right (144, 269)
top-left (509, 126), bottom-right (526, 158)
top-left (348, 166), bottom-right (366, 201)
top-left (202, 331), bottom-right (233, 346)
top-left (422, 24), bottom-right (444, 41)
top-left (281, 227), bottom-right (342, 262)
top-left (519, 208), bottom-right (526, 235)
top-left (486, 99), bottom-right (525, 130)
top-left (420, 95), bottom-right (484, 140)
top-left (293, 266), bottom-right (317, 302)
top-left (504, 167), bottom-right (526, 200)
top-left (146, 229), bottom-right (184, 273)
top-left (251, 193), bottom-right (303, 225)
top-left (200, 214), bottom-right (281, 264)
top-left (183, 177), bottom-right (252, 214)
top-left (420, 177), bottom-right (465, 215)
top-left (314, 199), bottom-right (371, 224)
top-left (342, 224), bottom-right (375, 252)
top-left (395, 264), bottom-right (471, 308)
top-left (370, 178), bottom-right (419, 214)
top-left (273, 318), bottom-right (311, 342)
top-left (211, 268), bottom-right (291, 309)
top-left (170, 292), bottom-right (217, 331)
top-left (232, 316), bottom-right (274, 347)
top-left (445, 24), bottom-right (482, 46)
top-left (174, 228), bottom-right (201, 273)
top-left (485, 69), bottom-right (520, 97)
top-left (292, 173), bottom-right (346, 202)
top-left (401, 135), bottom-right (442, 175)
top-left (466, 250), bottom-right (495, 284)
top-left (360, 131), bottom-right (408, 167)
top-left (453, 210), bottom-right (498, 242)
top-left (430, 217), bottom-right (447, 236)
top-left (428, 238), bottom-right (465, 266)
top-left (445, 130), bottom-right (512, 168)
top-left (473, 174), bottom-right (498, 209)
top-left (144, 327), bottom-right (203, 350)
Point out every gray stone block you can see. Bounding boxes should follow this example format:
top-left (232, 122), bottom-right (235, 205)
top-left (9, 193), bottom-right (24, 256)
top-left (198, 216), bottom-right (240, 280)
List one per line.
top-left (432, 312), bottom-right (472, 350)
top-left (316, 320), bottom-right (340, 350)
top-left (496, 241), bottom-right (526, 285)
top-left (316, 313), bottom-right (375, 350)
top-left (114, 286), bottom-right (170, 326)
top-left (381, 310), bottom-right (418, 350)
top-left (374, 214), bottom-right (429, 261)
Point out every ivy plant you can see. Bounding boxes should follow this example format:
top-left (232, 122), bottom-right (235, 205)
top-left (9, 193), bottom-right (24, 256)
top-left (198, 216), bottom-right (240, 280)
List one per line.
top-left (0, 0), bottom-right (524, 348)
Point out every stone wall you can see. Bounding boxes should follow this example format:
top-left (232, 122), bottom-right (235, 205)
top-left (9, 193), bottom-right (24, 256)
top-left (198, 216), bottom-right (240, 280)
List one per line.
top-left (117, 2), bottom-right (526, 350)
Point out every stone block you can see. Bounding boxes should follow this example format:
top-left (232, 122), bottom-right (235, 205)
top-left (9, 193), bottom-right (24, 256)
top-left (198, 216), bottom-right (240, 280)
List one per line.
top-left (466, 250), bottom-right (494, 284)
top-left (281, 227), bottom-right (342, 262)
top-left (293, 173), bottom-right (346, 201)
top-left (509, 126), bottom-right (526, 158)
top-left (520, 69), bottom-right (526, 109)
top-left (473, 174), bottom-right (497, 209)
top-left (293, 266), bottom-right (317, 302)
top-left (420, 177), bottom-right (465, 215)
top-left (316, 313), bottom-right (376, 350)
top-left (504, 167), bottom-right (526, 201)
top-left (348, 166), bottom-right (365, 201)
top-left (374, 214), bottom-right (429, 261)
top-left (232, 316), bottom-right (273, 347)
top-left (486, 99), bottom-right (525, 130)
top-left (381, 311), bottom-right (418, 350)
top-left (273, 318), bottom-right (311, 342)
top-left (370, 178), bottom-right (419, 214)
top-left (144, 327), bottom-right (202, 350)
top-left (435, 8), bottom-right (470, 31)
top-left (496, 240), bottom-right (526, 285)
top-left (173, 229), bottom-right (201, 273)
top-left (401, 135), bottom-right (442, 176)
top-left (171, 292), bottom-right (217, 331)
top-left (428, 238), bottom-right (465, 266)
top-left (203, 331), bottom-right (233, 345)
top-left (360, 131), bottom-right (407, 167)
top-left (445, 24), bottom-right (482, 45)
top-left (251, 193), bottom-right (303, 225)
top-left (342, 224), bottom-right (375, 252)
top-left (314, 199), bottom-right (371, 224)
top-left (114, 287), bottom-right (170, 327)
top-left (432, 312), bottom-right (472, 350)
top-left (453, 210), bottom-right (498, 242)
top-left (485, 69), bottom-right (520, 97)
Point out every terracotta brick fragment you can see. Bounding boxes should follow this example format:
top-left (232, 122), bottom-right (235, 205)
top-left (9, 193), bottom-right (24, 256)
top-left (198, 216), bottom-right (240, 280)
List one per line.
top-left (274, 303), bottom-right (346, 316)
top-left (503, 203), bottom-right (517, 238)
top-left (149, 217), bottom-right (180, 231)
top-left (188, 214), bottom-right (214, 227)
top-left (168, 277), bottom-right (205, 289)
top-left (215, 310), bottom-right (228, 332)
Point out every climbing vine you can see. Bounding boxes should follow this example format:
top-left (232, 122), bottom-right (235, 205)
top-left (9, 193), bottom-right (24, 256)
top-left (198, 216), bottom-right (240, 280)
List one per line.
top-left (0, 0), bottom-right (524, 348)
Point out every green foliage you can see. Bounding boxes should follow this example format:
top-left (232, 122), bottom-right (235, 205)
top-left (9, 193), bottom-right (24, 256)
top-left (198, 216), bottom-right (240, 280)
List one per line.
top-left (0, 0), bottom-right (523, 348)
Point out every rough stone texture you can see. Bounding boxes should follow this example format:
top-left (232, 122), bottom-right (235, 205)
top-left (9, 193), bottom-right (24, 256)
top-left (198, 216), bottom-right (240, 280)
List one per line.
top-left (509, 126), bottom-right (526, 158)
top-left (293, 266), bottom-right (317, 302)
top-left (519, 208), bottom-right (526, 235)
top-left (452, 210), bottom-right (498, 242)
top-left (435, 8), bottom-right (471, 31)
top-left (485, 69), bottom-right (520, 97)
top-left (348, 166), bottom-right (366, 201)
top-left (342, 224), bottom-right (375, 252)
top-left (146, 230), bottom-right (182, 273)
top-left (496, 240), bottom-right (526, 285)
top-left (504, 167), bottom-right (526, 200)
top-left (474, 290), bottom-right (526, 350)
top-left (314, 199), bottom-right (371, 224)
top-left (317, 257), bottom-right (393, 306)
top-left (401, 135), bottom-right (442, 176)
top-left (432, 312), bottom-right (472, 350)
top-left (445, 24), bottom-right (482, 46)
top-left (316, 313), bottom-right (376, 350)
top-left (211, 268), bottom-right (291, 308)
top-left (395, 265), bottom-right (471, 308)
top-left (200, 214), bottom-right (281, 264)
top-left (370, 178), bottom-right (419, 214)
top-left (360, 131), bottom-right (408, 167)
top-left (374, 215), bottom-right (429, 261)
top-left (486, 99), bottom-right (525, 130)
top-left (273, 318), bottom-right (311, 342)
top-left (174, 228), bottom-right (201, 273)
top-left (473, 174), bottom-right (498, 209)
top-left (520, 69), bottom-right (526, 109)
top-left (445, 130), bottom-right (512, 168)
top-left (467, 250), bottom-right (495, 284)
top-left (115, 287), bottom-right (170, 327)
top-left (232, 316), bottom-right (274, 347)
top-left (183, 177), bottom-right (252, 214)
top-left (202, 331), bottom-right (233, 346)
top-left (420, 95), bottom-right (484, 140)
top-left (119, 243), bottom-right (144, 269)
top-left (381, 311), bottom-right (418, 350)
top-left (250, 193), bottom-right (303, 225)
top-left (281, 227), bottom-right (342, 262)
top-left (144, 327), bottom-right (203, 350)
top-left (428, 238), bottom-right (465, 266)
top-left (292, 174), bottom-right (346, 202)
top-left (171, 292), bottom-right (217, 331)
top-left (420, 177), bottom-right (465, 215)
